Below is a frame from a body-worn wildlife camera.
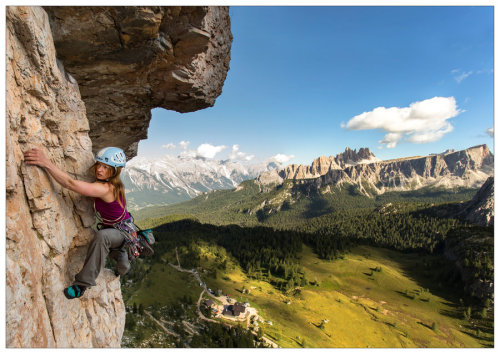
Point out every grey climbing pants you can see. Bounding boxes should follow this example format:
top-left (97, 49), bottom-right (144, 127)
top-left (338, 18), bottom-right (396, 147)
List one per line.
top-left (74, 227), bottom-right (130, 287)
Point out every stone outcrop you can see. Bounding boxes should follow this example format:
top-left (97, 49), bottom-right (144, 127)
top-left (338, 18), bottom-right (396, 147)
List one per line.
top-left (458, 176), bottom-right (494, 227)
top-left (6, 5), bottom-right (231, 348)
top-left (43, 6), bottom-right (232, 158)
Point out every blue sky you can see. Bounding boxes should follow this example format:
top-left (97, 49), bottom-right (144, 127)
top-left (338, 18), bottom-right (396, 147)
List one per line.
top-left (137, 5), bottom-right (494, 165)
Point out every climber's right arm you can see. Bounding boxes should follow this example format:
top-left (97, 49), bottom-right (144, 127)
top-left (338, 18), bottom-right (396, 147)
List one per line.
top-left (24, 148), bottom-right (110, 198)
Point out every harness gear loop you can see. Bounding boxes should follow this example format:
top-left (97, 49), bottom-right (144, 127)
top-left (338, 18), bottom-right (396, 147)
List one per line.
top-left (94, 200), bottom-right (140, 258)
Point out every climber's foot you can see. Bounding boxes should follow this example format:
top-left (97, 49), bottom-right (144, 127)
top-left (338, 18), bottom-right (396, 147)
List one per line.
top-left (63, 284), bottom-right (86, 299)
top-left (114, 269), bottom-right (130, 277)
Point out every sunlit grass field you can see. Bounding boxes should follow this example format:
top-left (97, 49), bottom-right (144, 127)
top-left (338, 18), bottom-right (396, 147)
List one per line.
top-left (126, 243), bottom-right (492, 348)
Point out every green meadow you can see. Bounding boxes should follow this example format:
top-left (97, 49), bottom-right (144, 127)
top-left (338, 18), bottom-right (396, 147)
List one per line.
top-left (123, 242), bottom-right (492, 348)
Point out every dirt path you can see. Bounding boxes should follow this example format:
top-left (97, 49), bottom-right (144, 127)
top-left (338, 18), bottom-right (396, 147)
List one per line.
top-left (196, 289), bottom-right (219, 324)
top-left (144, 310), bottom-right (182, 341)
top-left (175, 247), bottom-right (181, 267)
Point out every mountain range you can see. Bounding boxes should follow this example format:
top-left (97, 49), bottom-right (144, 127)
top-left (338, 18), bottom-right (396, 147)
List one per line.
top-left (124, 145), bottom-right (493, 212)
top-left (258, 145), bottom-right (493, 195)
top-left (122, 155), bottom-right (281, 210)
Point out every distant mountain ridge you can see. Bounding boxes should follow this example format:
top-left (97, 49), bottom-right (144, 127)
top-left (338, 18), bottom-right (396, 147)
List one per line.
top-left (125, 145), bottom-right (493, 211)
top-left (258, 145), bottom-right (493, 197)
top-left (122, 155), bottom-right (280, 209)
top-left (280, 147), bottom-right (380, 180)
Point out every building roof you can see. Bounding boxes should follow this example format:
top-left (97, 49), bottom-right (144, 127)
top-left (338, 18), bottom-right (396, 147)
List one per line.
top-left (223, 303), bottom-right (246, 316)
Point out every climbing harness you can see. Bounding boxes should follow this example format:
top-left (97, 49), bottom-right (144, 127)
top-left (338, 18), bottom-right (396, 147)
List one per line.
top-left (95, 202), bottom-right (154, 260)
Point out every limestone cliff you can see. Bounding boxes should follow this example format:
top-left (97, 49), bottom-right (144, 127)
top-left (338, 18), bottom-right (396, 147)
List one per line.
top-left (260, 145), bottom-right (493, 197)
top-left (6, 6), bottom-right (231, 348)
top-left (317, 145), bottom-right (493, 194)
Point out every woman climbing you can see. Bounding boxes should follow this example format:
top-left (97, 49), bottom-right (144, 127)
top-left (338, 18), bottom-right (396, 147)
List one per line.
top-left (24, 146), bottom-right (132, 299)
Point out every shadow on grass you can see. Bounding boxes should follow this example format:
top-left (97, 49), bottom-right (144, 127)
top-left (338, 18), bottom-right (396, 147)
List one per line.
top-left (417, 321), bottom-right (433, 330)
top-left (395, 290), bottom-right (416, 300)
top-left (462, 322), bottom-right (494, 336)
top-left (439, 308), bottom-right (462, 320)
top-left (384, 321), bottom-right (397, 328)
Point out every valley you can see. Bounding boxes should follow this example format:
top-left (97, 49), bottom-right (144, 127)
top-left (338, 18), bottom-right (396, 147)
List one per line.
top-left (119, 145), bottom-right (494, 348)
top-left (120, 230), bottom-right (493, 348)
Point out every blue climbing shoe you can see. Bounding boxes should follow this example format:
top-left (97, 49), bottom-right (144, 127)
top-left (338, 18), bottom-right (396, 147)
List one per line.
top-left (63, 284), bottom-right (86, 299)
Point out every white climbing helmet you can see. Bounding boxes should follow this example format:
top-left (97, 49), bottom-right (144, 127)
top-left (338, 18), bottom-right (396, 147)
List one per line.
top-left (95, 147), bottom-right (126, 168)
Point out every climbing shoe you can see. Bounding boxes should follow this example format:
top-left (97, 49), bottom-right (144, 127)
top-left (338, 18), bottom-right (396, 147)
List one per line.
top-left (63, 284), bottom-right (86, 299)
top-left (114, 268), bottom-right (130, 277)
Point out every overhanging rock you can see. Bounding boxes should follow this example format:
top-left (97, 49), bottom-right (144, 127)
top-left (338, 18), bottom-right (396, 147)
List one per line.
top-left (44, 6), bottom-right (232, 158)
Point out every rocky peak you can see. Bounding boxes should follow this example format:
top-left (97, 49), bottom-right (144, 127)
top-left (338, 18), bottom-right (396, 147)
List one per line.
top-left (334, 147), bottom-right (378, 167)
top-left (277, 147), bottom-right (378, 180)
top-left (6, 6), bottom-right (231, 348)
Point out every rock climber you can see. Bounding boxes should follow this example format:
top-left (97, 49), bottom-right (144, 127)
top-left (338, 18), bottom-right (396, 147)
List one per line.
top-left (24, 146), bottom-right (131, 299)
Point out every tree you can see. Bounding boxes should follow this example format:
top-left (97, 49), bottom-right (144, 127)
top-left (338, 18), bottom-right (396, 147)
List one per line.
top-left (125, 314), bottom-right (136, 331)
top-left (479, 307), bottom-right (487, 319)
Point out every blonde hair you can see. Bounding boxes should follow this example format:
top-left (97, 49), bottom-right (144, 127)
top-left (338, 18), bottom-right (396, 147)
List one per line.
top-left (89, 163), bottom-right (127, 208)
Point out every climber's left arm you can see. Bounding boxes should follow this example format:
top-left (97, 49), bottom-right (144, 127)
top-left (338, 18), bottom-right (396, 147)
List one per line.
top-left (24, 148), bottom-right (110, 198)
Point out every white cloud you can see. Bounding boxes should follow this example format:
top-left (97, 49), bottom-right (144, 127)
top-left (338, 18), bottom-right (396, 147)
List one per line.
top-left (161, 143), bottom-right (176, 150)
top-left (486, 127), bottom-right (494, 138)
top-left (272, 153), bottom-right (295, 164)
top-left (344, 96), bottom-right (461, 148)
top-left (228, 144), bottom-right (255, 162)
top-left (196, 143), bottom-right (227, 159)
top-left (452, 69), bottom-right (473, 83)
top-left (378, 133), bottom-right (402, 149)
top-left (179, 141), bottom-right (190, 150)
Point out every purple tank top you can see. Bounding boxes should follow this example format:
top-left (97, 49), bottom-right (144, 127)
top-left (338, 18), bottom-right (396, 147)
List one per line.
top-left (95, 194), bottom-right (130, 225)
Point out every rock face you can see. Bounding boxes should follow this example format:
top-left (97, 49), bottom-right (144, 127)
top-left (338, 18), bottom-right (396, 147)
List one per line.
top-left (6, 6), bottom-right (231, 348)
top-left (261, 145), bottom-right (493, 196)
top-left (44, 6), bottom-right (232, 158)
top-left (459, 176), bottom-right (494, 227)
top-left (6, 6), bottom-right (125, 348)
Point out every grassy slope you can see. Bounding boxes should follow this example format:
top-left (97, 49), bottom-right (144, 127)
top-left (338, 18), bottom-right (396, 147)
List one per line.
top-left (124, 242), bottom-right (490, 348)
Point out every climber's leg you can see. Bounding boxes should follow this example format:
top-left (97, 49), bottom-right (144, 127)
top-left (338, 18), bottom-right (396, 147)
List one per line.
top-left (109, 247), bottom-right (131, 276)
top-left (73, 228), bottom-right (125, 288)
